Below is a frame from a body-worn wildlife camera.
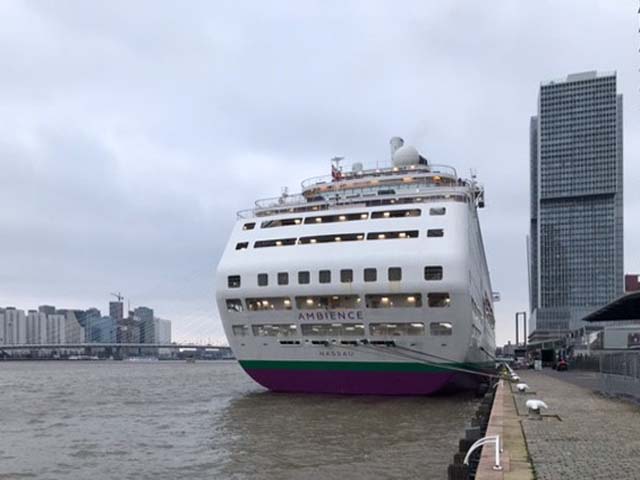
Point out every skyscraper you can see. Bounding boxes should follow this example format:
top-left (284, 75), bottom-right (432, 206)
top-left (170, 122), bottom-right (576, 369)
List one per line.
top-left (529, 71), bottom-right (623, 341)
top-left (109, 301), bottom-right (124, 323)
top-left (133, 306), bottom-right (154, 343)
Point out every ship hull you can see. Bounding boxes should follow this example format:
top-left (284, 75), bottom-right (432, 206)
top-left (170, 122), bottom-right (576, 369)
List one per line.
top-left (239, 360), bottom-right (489, 395)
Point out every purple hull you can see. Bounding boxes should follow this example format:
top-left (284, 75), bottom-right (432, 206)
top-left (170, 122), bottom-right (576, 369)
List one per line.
top-left (244, 368), bottom-right (459, 395)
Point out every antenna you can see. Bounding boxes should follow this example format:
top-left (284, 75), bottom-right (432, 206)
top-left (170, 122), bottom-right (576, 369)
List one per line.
top-left (331, 156), bottom-right (344, 169)
top-left (331, 156), bottom-right (344, 181)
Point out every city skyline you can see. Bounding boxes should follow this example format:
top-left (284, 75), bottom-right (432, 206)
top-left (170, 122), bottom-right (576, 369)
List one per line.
top-left (0, 2), bottom-right (638, 346)
top-left (0, 300), bottom-right (172, 345)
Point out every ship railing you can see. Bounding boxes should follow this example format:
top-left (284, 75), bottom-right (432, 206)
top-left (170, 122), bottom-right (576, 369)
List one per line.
top-left (236, 186), bottom-right (470, 219)
top-left (254, 193), bottom-right (308, 209)
top-left (300, 164), bottom-right (458, 190)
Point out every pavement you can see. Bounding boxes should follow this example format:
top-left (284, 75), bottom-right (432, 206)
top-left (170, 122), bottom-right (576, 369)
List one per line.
top-left (516, 369), bottom-right (640, 480)
top-left (535, 368), bottom-right (601, 393)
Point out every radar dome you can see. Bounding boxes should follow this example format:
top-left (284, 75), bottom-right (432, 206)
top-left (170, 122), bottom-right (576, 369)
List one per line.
top-left (393, 145), bottom-right (420, 167)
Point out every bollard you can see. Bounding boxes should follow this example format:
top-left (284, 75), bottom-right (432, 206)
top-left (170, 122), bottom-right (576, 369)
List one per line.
top-left (526, 399), bottom-right (548, 420)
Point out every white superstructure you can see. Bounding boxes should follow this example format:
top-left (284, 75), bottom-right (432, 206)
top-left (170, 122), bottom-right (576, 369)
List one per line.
top-left (216, 138), bottom-right (496, 395)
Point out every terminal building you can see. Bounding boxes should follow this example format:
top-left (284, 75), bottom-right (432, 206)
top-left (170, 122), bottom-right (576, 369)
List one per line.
top-left (528, 71), bottom-right (624, 342)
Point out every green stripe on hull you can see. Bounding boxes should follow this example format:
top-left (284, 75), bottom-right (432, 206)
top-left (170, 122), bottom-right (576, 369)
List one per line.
top-left (239, 360), bottom-right (492, 373)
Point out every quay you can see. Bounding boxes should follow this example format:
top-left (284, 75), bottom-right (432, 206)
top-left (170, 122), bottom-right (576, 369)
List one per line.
top-left (472, 369), bottom-right (640, 480)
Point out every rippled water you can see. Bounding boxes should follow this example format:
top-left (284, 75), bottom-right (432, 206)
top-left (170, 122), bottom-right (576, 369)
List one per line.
top-left (0, 361), bottom-right (479, 479)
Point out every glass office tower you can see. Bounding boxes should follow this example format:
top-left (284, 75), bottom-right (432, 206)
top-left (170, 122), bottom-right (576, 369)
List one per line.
top-left (529, 71), bottom-right (623, 341)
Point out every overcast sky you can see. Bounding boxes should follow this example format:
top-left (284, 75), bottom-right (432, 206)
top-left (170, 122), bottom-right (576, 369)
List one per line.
top-left (0, 0), bottom-right (638, 345)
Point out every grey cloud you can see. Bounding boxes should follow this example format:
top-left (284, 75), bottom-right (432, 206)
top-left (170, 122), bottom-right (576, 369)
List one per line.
top-left (0, 0), bottom-right (638, 344)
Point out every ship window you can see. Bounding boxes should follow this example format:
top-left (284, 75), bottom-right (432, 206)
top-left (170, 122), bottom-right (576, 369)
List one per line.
top-left (228, 275), bottom-right (241, 288)
top-left (424, 266), bottom-right (443, 281)
top-left (370, 322), bottom-right (425, 336)
top-left (261, 217), bottom-right (303, 228)
top-left (429, 207), bottom-right (446, 216)
top-left (235, 242), bottom-right (249, 251)
top-left (366, 230), bottom-right (419, 240)
top-left (298, 271), bottom-right (310, 284)
top-left (388, 267), bottom-right (402, 282)
top-left (299, 233), bottom-right (364, 244)
top-left (232, 325), bottom-right (250, 336)
top-left (319, 270), bottom-right (331, 284)
top-left (430, 322), bottom-right (453, 336)
top-left (243, 223), bottom-right (256, 230)
top-left (277, 272), bottom-right (289, 286)
top-left (301, 323), bottom-right (365, 336)
top-left (252, 324), bottom-right (298, 337)
top-left (246, 297), bottom-right (292, 311)
top-left (254, 238), bottom-right (296, 248)
top-left (371, 209), bottom-right (421, 219)
top-left (303, 212), bottom-right (368, 224)
top-left (364, 268), bottom-right (377, 282)
top-left (296, 295), bottom-right (360, 310)
top-left (365, 294), bottom-right (422, 308)
top-left (226, 299), bottom-right (244, 312)
top-left (340, 269), bottom-right (353, 283)
top-left (428, 293), bottom-right (451, 307)
top-left (257, 273), bottom-right (268, 287)
top-left (427, 229), bottom-right (444, 238)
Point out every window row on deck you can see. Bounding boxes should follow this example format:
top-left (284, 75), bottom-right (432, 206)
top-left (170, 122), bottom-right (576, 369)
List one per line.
top-left (242, 207), bottom-right (446, 231)
top-left (231, 321), bottom-right (453, 337)
top-left (225, 292), bottom-right (451, 312)
top-left (227, 266), bottom-right (444, 289)
top-left (236, 228), bottom-right (445, 250)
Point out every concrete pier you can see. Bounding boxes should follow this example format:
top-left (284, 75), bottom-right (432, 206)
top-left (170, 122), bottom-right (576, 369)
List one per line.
top-left (476, 370), bottom-right (640, 480)
top-left (475, 380), bottom-right (533, 479)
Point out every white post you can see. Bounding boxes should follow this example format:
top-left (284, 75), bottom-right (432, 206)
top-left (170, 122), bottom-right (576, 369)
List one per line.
top-left (493, 435), bottom-right (502, 471)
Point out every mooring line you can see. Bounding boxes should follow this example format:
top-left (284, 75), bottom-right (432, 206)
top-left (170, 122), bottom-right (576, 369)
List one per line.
top-left (333, 342), bottom-right (502, 380)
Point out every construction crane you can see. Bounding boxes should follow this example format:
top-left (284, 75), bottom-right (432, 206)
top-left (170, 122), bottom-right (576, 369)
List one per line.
top-left (110, 292), bottom-right (124, 303)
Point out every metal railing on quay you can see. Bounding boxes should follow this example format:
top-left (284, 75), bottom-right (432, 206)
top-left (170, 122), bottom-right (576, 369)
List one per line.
top-left (598, 351), bottom-right (640, 399)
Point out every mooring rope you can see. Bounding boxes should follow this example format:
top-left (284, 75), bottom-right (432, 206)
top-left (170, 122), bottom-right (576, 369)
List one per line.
top-left (333, 341), bottom-right (503, 380)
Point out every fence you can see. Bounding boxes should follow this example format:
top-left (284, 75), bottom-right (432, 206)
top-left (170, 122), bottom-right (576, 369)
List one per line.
top-left (569, 355), bottom-right (600, 372)
top-left (599, 352), bottom-right (640, 399)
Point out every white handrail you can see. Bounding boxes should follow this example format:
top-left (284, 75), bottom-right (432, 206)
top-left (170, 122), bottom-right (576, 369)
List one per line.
top-left (463, 434), bottom-right (503, 471)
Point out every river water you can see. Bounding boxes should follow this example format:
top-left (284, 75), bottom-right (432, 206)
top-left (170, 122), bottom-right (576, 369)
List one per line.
top-left (0, 361), bottom-right (479, 480)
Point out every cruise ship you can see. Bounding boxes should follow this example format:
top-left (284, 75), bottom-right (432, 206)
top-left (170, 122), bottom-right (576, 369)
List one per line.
top-left (215, 138), bottom-right (496, 395)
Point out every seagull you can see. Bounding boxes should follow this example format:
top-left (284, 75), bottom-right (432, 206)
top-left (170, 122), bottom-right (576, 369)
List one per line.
top-left (511, 374), bottom-right (520, 382)
top-left (526, 399), bottom-right (548, 412)
top-left (516, 383), bottom-right (529, 392)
